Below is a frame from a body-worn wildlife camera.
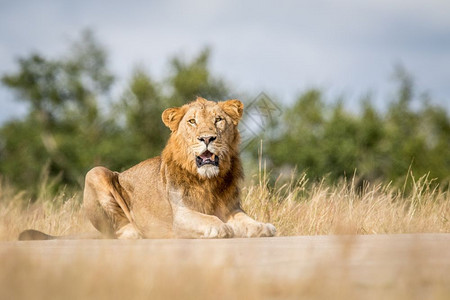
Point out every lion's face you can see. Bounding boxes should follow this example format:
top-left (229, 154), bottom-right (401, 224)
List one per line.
top-left (162, 97), bottom-right (243, 179)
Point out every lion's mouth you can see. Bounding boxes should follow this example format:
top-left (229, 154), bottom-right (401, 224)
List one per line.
top-left (196, 150), bottom-right (219, 168)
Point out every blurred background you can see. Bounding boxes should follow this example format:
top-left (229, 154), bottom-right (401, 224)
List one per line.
top-left (0, 0), bottom-right (449, 193)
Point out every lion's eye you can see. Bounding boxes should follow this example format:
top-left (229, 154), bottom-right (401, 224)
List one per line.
top-left (188, 119), bottom-right (196, 125)
top-left (215, 116), bottom-right (223, 123)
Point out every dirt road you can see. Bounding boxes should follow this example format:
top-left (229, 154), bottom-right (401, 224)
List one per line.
top-left (1, 234), bottom-right (450, 299)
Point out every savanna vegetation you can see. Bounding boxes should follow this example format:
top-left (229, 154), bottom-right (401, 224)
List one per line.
top-left (1, 29), bottom-right (449, 300)
top-left (0, 30), bottom-right (449, 240)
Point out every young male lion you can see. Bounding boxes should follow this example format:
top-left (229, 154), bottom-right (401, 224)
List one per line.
top-left (19, 97), bottom-right (276, 240)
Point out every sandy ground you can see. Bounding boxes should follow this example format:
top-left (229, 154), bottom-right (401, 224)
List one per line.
top-left (1, 234), bottom-right (450, 299)
top-left (3, 234), bottom-right (450, 282)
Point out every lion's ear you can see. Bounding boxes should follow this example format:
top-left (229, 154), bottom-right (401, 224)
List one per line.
top-left (162, 107), bottom-right (185, 131)
top-left (219, 99), bottom-right (244, 125)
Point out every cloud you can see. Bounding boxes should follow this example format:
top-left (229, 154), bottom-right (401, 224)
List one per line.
top-left (0, 0), bottom-right (449, 122)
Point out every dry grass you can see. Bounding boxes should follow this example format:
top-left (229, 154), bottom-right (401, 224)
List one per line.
top-left (0, 170), bottom-right (449, 240)
top-left (0, 180), bottom-right (90, 241)
top-left (1, 171), bottom-right (449, 300)
top-left (243, 171), bottom-right (450, 236)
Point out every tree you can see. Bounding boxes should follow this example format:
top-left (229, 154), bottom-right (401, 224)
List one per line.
top-left (264, 68), bottom-right (450, 185)
top-left (1, 30), bottom-right (116, 189)
top-left (167, 48), bottom-right (230, 106)
top-left (116, 69), bottom-right (168, 162)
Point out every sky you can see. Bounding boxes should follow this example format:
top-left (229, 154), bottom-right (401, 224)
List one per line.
top-left (1, 0), bottom-right (449, 123)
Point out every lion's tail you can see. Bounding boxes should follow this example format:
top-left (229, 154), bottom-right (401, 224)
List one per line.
top-left (18, 229), bottom-right (103, 241)
top-left (18, 229), bottom-right (54, 240)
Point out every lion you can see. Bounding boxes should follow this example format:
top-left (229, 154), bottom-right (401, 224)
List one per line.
top-left (19, 97), bottom-right (276, 240)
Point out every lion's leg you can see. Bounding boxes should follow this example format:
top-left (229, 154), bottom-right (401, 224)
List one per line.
top-left (226, 209), bottom-right (276, 238)
top-left (83, 167), bottom-right (139, 239)
top-left (172, 206), bottom-right (234, 238)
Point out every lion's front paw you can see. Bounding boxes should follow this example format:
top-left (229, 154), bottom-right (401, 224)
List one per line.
top-left (262, 223), bottom-right (277, 237)
top-left (243, 222), bottom-right (277, 238)
top-left (202, 223), bottom-right (234, 239)
top-left (116, 224), bottom-right (142, 240)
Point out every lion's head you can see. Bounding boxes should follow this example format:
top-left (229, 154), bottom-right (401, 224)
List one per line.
top-left (161, 97), bottom-right (243, 179)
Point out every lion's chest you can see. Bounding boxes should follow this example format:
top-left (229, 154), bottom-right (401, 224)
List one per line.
top-left (181, 188), bottom-right (217, 215)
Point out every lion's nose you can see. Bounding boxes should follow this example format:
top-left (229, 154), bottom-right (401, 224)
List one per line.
top-left (198, 136), bottom-right (217, 146)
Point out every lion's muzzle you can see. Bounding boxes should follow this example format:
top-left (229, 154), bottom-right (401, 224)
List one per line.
top-left (196, 150), bottom-right (219, 168)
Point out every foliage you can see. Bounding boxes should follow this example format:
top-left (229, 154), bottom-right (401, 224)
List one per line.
top-left (1, 30), bottom-right (117, 188)
top-left (264, 68), bottom-right (450, 186)
top-left (0, 31), bottom-right (449, 193)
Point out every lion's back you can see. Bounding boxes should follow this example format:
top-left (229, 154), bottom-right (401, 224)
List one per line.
top-left (118, 156), bottom-right (164, 198)
top-left (120, 156), bottom-right (162, 180)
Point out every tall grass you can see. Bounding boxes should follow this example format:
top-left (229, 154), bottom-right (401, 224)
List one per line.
top-left (0, 175), bottom-right (89, 240)
top-left (243, 170), bottom-right (450, 236)
top-left (0, 168), bottom-right (448, 240)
